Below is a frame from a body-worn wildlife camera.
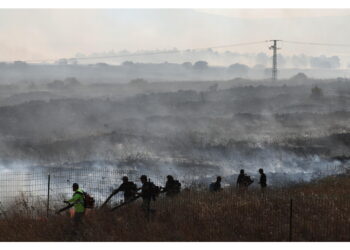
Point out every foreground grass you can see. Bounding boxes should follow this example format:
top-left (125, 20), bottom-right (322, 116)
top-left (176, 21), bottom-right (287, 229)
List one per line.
top-left (1, 174), bottom-right (350, 241)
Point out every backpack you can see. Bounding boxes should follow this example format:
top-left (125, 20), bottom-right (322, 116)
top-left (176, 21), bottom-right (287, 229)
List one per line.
top-left (76, 191), bottom-right (95, 209)
top-left (209, 182), bottom-right (220, 192)
top-left (242, 175), bottom-right (254, 186)
top-left (173, 180), bottom-right (181, 193)
top-left (148, 181), bottom-right (161, 201)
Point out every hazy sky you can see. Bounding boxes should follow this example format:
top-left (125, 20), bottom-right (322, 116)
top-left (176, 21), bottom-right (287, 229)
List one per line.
top-left (2, 9), bottom-right (350, 62)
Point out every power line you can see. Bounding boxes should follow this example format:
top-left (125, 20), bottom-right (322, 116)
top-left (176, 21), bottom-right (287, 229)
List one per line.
top-left (10, 40), bottom-right (350, 63)
top-left (20, 40), bottom-right (269, 63)
top-left (283, 40), bottom-right (350, 47)
top-left (11, 39), bottom-right (350, 83)
top-left (200, 40), bottom-right (268, 50)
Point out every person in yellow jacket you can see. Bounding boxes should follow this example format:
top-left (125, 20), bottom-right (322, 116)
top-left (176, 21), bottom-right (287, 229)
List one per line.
top-left (64, 183), bottom-right (85, 227)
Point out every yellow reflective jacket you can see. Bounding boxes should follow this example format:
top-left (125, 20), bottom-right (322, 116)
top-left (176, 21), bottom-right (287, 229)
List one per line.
top-left (68, 188), bottom-right (85, 213)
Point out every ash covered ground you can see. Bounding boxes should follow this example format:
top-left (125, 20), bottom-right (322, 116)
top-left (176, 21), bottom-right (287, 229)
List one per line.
top-left (0, 73), bottom-right (350, 187)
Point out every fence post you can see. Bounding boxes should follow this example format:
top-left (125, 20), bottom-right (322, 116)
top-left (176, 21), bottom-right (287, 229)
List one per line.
top-left (47, 174), bottom-right (51, 218)
top-left (289, 199), bottom-right (293, 241)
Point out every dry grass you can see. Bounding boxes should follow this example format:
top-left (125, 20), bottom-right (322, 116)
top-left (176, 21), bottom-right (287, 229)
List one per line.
top-left (1, 175), bottom-right (350, 241)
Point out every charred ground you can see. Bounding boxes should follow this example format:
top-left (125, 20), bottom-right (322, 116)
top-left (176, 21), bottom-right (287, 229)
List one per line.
top-left (0, 76), bottom-right (349, 183)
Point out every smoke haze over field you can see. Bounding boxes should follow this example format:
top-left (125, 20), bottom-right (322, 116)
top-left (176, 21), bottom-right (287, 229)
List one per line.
top-left (0, 76), bottom-right (350, 187)
top-left (1, 8), bottom-right (350, 193)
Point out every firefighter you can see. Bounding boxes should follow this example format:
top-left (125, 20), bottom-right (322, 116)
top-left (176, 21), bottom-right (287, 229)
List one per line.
top-left (139, 175), bottom-right (152, 213)
top-left (236, 169), bottom-right (246, 188)
top-left (64, 183), bottom-right (85, 227)
top-left (162, 175), bottom-right (181, 197)
top-left (138, 175), bottom-right (160, 220)
top-left (112, 176), bottom-right (138, 202)
top-left (209, 176), bottom-right (222, 192)
top-left (236, 169), bottom-right (254, 190)
top-left (258, 168), bottom-right (267, 190)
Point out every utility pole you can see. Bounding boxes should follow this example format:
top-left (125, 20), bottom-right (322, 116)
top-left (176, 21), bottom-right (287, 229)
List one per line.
top-left (269, 40), bottom-right (281, 81)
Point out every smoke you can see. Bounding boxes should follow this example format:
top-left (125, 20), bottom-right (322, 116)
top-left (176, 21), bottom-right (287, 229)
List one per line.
top-left (310, 56), bottom-right (341, 69)
top-left (0, 69), bottom-right (350, 207)
top-left (0, 144), bottom-right (347, 208)
top-left (0, 160), bottom-right (33, 173)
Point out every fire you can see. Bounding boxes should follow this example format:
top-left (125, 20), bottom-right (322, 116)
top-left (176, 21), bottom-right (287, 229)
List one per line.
top-left (69, 208), bottom-right (75, 218)
top-left (69, 208), bottom-right (92, 218)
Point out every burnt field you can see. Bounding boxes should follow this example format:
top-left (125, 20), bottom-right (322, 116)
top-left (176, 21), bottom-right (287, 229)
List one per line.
top-left (0, 74), bottom-right (350, 183)
top-left (0, 77), bottom-right (350, 182)
top-left (0, 77), bottom-right (350, 241)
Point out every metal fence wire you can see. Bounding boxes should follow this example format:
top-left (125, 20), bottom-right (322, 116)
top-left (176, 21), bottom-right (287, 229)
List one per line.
top-left (0, 169), bottom-right (350, 241)
top-left (0, 168), bottom-right (166, 211)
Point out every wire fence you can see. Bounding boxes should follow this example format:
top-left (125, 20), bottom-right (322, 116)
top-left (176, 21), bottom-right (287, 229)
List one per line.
top-left (0, 168), bottom-right (348, 208)
top-left (0, 168), bottom-right (350, 241)
top-left (0, 168), bottom-right (187, 215)
top-left (0, 169), bottom-right (138, 208)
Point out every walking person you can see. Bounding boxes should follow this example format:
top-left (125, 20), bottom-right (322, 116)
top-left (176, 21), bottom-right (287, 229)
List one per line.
top-left (138, 175), bottom-right (158, 220)
top-left (258, 168), bottom-right (267, 192)
top-left (236, 169), bottom-right (246, 189)
top-left (64, 183), bottom-right (85, 227)
top-left (209, 176), bottom-right (222, 192)
top-left (162, 175), bottom-right (181, 197)
top-left (102, 176), bottom-right (137, 208)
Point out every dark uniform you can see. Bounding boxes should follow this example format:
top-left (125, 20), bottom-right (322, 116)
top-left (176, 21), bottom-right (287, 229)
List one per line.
top-left (209, 176), bottom-right (222, 192)
top-left (113, 181), bottom-right (137, 202)
top-left (236, 169), bottom-right (252, 190)
top-left (236, 172), bottom-right (246, 188)
top-left (258, 168), bottom-right (267, 195)
top-left (139, 175), bottom-right (153, 214)
top-left (163, 175), bottom-right (181, 197)
top-left (236, 169), bottom-right (253, 189)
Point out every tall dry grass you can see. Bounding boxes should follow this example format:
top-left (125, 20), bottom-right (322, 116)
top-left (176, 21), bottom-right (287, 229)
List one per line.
top-left (0, 175), bottom-right (350, 241)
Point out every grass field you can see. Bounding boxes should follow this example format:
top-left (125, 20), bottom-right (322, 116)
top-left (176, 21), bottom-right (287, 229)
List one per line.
top-left (0, 174), bottom-right (350, 241)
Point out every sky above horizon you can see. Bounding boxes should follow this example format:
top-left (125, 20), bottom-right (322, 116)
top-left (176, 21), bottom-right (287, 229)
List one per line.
top-left (1, 9), bottom-right (350, 63)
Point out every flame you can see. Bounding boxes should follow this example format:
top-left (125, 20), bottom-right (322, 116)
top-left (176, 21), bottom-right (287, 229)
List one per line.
top-left (69, 208), bottom-right (91, 218)
top-left (69, 208), bottom-right (75, 218)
